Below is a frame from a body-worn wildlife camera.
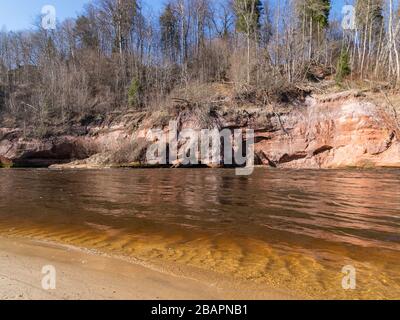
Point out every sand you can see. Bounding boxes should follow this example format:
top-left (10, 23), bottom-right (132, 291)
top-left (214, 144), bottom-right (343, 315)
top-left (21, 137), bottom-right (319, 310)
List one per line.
top-left (0, 237), bottom-right (295, 300)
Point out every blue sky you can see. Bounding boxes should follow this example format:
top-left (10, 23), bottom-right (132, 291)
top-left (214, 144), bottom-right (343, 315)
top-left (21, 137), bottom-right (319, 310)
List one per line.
top-left (0, 0), bottom-right (348, 32)
top-left (1, 0), bottom-right (90, 31)
top-left (0, 0), bottom-right (164, 31)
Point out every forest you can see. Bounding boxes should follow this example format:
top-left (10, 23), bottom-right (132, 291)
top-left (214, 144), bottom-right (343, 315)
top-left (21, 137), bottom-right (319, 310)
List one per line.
top-left (0, 0), bottom-right (399, 137)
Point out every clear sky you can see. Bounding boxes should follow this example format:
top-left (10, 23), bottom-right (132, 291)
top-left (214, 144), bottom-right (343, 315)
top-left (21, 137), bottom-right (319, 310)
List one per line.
top-left (1, 0), bottom-right (89, 31)
top-left (0, 0), bottom-right (348, 32)
top-left (0, 0), bottom-right (164, 31)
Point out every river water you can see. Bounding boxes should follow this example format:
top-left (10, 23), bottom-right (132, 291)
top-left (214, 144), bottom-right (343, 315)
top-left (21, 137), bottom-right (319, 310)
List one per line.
top-left (0, 168), bottom-right (399, 299)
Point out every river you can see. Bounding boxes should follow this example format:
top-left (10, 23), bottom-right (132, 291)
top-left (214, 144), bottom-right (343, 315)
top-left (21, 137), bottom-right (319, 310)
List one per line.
top-left (0, 168), bottom-right (399, 299)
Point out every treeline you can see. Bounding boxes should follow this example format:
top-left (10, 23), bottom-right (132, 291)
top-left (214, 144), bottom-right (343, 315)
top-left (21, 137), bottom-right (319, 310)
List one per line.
top-left (0, 0), bottom-right (399, 135)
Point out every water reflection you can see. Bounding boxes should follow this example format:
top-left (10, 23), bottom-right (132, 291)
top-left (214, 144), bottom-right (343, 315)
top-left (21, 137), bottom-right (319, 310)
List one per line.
top-left (0, 168), bottom-right (399, 298)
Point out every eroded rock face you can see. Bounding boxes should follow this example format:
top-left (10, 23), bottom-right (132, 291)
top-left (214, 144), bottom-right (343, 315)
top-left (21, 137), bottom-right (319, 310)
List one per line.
top-left (0, 128), bottom-right (99, 167)
top-left (254, 96), bottom-right (400, 168)
top-left (0, 123), bottom-right (134, 167)
top-left (0, 155), bottom-right (12, 167)
top-left (1, 92), bottom-right (399, 169)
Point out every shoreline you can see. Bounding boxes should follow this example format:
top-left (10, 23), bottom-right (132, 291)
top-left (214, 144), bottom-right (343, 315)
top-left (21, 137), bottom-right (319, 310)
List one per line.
top-left (0, 236), bottom-right (297, 300)
top-left (2, 165), bottom-right (400, 171)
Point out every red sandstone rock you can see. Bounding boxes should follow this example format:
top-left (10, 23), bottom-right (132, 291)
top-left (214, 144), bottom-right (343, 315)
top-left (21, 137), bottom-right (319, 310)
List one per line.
top-left (0, 155), bottom-right (12, 167)
top-left (254, 96), bottom-right (400, 168)
top-left (1, 92), bottom-right (399, 169)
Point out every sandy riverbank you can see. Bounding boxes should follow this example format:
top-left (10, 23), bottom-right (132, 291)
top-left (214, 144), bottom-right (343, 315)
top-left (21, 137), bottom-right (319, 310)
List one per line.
top-left (0, 237), bottom-right (295, 300)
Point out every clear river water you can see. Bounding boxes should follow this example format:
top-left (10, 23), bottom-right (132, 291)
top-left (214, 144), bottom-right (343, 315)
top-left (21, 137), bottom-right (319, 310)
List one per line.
top-left (0, 168), bottom-right (399, 299)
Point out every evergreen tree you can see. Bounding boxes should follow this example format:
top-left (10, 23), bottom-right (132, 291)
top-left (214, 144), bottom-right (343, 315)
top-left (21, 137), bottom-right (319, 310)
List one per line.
top-left (128, 77), bottom-right (141, 108)
top-left (233, 0), bottom-right (263, 84)
top-left (260, 0), bottom-right (273, 46)
top-left (234, 0), bottom-right (263, 36)
top-left (160, 3), bottom-right (180, 63)
top-left (355, 0), bottom-right (384, 78)
top-left (355, 0), bottom-right (384, 38)
top-left (336, 50), bottom-right (351, 83)
top-left (297, 0), bottom-right (331, 59)
top-left (100, 0), bottom-right (139, 54)
top-left (298, 0), bottom-right (331, 29)
top-left (312, 0), bottom-right (330, 29)
top-left (74, 15), bottom-right (99, 49)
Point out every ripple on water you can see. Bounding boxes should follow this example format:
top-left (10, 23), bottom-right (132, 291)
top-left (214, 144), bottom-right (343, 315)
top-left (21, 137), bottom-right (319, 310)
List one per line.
top-left (0, 168), bottom-right (399, 299)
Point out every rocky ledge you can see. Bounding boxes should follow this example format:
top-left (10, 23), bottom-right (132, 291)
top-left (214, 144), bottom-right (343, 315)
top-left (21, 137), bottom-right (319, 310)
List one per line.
top-left (1, 90), bottom-right (399, 169)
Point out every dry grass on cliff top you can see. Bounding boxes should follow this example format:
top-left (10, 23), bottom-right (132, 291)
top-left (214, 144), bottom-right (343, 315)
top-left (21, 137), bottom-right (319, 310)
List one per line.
top-left (149, 81), bottom-right (307, 115)
top-left (307, 79), bottom-right (400, 139)
top-left (371, 91), bottom-right (400, 140)
top-left (143, 80), bottom-right (400, 140)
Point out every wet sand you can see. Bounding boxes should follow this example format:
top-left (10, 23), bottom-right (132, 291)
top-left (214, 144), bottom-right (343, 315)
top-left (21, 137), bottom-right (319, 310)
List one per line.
top-left (0, 237), bottom-right (295, 300)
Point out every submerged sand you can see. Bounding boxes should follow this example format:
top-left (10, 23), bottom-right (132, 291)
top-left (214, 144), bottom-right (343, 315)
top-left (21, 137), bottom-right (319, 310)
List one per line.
top-left (0, 237), bottom-right (295, 300)
top-left (1, 169), bottom-right (399, 300)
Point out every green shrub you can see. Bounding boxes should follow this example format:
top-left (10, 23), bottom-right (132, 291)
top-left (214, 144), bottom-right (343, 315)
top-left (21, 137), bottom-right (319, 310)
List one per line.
top-left (336, 50), bottom-right (351, 83)
top-left (128, 78), bottom-right (141, 108)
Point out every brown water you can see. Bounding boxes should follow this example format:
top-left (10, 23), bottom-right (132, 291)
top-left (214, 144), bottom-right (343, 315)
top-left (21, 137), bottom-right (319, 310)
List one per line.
top-left (0, 168), bottom-right (399, 299)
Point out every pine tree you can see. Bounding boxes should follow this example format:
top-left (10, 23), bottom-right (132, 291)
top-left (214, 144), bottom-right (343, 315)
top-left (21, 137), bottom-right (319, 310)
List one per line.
top-left (312, 0), bottom-right (330, 29)
top-left (298, 0), bottom-right (331, 29)
top-left (74, 16), bottom-right (99, 49)
top-left (297, 0), bottom-right (331, 59)
top-left (355, 0), bottom-right (384, 78)
top-left (260, 0), bottom-right (272, 46)
top-left (355, 0), bottom-right (383, 37)
top-left (336, 50), bottom-right (351, 83)
top-left (233, 0), bottom-right (263, 84)
top-left (234, 0), bottom-right (262, 36)
top-left (105, 0), bottom-right (138, 55)
top-left (160, 3), bottom-right (180, 63)
top-left (128, 77), bottom-right (141, 108)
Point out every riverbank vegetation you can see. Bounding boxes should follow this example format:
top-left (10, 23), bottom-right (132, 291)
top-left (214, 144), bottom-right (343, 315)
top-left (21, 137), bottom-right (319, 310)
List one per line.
top-left (0, 0), bottom-right (399, 137)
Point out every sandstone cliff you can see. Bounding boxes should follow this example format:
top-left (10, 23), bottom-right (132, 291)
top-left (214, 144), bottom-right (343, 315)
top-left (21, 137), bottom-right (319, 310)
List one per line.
top-left (1, 90), bottom-right (399, 169)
